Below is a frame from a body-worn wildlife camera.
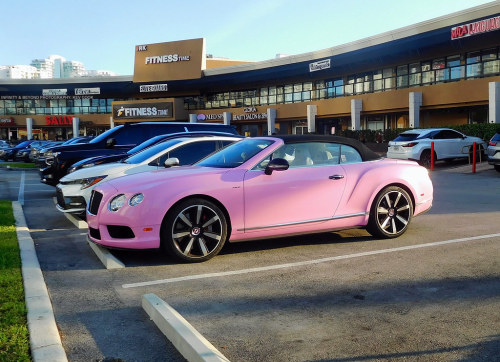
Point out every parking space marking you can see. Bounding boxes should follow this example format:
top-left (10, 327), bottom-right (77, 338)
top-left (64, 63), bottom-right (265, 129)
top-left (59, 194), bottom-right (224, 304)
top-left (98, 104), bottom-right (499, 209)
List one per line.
top-left (122, 233), bottom-right (500, 289)
top-left (17, 171), bottom-right (25, 205)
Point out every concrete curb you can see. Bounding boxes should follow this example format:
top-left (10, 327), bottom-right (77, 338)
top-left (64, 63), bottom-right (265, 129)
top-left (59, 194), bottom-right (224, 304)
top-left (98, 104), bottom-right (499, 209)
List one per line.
top-left (52, 197), bottom-right (87, 229)
top-left (13, 201), bottom-right (68, 362)
top-left (87, 238), bottom-right (125, 269)
top-left (142, 293), bottom-right (230, 362)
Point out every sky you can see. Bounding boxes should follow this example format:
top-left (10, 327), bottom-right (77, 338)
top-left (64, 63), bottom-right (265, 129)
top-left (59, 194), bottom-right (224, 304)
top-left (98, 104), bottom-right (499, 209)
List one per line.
top-left (0, 0), bottom-right (497, 75)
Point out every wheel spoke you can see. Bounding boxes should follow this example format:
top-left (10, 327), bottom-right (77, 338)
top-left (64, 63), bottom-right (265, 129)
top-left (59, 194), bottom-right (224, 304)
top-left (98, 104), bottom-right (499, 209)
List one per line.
top-left (172, 231), bottom-right (190, 239)
top-left (396, 215), bottom-right (408, 226)
top-left (202, 215), bottom-right (220, 228)
top-left (182, 237), bottom-right (195, 255)
top-left (204, 231), bottom-right (221, 241)
top-left (179, 213), bottom-right (192, 227)
top-left (394, 192), bottom-right (402, 208)
top-left (198, 237), bottom-right (209, 256)
top-left (391, 219), bottom-right (397, 234)
top-left (377, 207), bottom-right (389, 214)
top-left (196, 205), bottom-right (202, 224)
top-left (384, 194), bottom-right (392, 208)
top-left (397, 204), bottom-right (410, 212)
top-left (380, 216), bottom-right (391, 229)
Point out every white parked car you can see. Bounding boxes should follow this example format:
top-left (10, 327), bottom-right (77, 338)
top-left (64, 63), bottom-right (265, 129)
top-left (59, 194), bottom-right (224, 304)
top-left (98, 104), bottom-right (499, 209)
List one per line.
top-left (487, 130), bottom-right (500, 172)
top-left (55, 135), bottom-right (242, 216)
top-left (387, 128), bottom-right (486, 168)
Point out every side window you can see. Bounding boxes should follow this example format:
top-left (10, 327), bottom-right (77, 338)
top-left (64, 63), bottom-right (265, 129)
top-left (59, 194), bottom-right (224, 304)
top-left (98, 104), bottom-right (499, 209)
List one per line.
top-left (339, 145), bottom-right (362, 164)
top-left (112, 127), bottom-right (147, 145)
top-left (220, 140), bottom-right (236, 148)
top-left (156, 141), bottom-right (217, 166)
top-left (444, 130), bottom-right (462, 139)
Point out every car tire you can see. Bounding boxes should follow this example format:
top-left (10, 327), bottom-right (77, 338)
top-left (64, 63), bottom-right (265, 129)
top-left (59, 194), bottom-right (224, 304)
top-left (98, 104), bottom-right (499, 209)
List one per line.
top-left (419, 150), bottom-right (435, 168)
top-left (367, 186), bottom-right (413, 239)
top-left (161, 198), bottom-right (228, 262)
top-left (495, 165), bottom-right (500, 172)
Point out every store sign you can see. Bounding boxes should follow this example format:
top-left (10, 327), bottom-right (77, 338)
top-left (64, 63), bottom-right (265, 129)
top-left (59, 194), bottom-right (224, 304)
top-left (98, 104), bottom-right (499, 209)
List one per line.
top-left (451, 16), bottom-right (500, 39)
top-left (145, 54), bottom-right (190, 64)
top-left (233, 113), bottom-right (267, 121)
top-left (45, 116), bottom-right (73, 125)
top-left (42, 89), bottom-right (67, 96)
top-left (139, 84), bottom-right (168, 92)
top-left (309, 59), bottom-right (331, 72)
top-left (0, 117), bottom-right (16, 126)
top-left (75, 87), bottom-right (100, 95)
top-left (197, 113), bottom-right (223, 121)
top-left (113, 102), bottom-right (173, 119)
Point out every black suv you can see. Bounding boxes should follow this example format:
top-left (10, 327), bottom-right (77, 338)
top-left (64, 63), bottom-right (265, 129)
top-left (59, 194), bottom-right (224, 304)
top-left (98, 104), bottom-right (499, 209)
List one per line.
top-left (40, 122), bottom-right (238, 186)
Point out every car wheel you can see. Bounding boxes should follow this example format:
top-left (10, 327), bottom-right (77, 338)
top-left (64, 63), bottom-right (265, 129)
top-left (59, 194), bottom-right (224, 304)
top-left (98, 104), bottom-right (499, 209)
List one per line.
top-left (419, 150), bottom-right (435, 168)
top-left (495, 165), bottom-right (500, 173)
top-left (367, 186), bottom-right (413, 238)
top-left (161, 198), bottom-right (228, 262)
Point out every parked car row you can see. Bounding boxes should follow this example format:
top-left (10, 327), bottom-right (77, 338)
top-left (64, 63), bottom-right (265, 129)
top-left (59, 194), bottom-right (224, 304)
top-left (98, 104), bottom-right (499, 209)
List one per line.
top-left (44, 124), bottom-right (434, 263)
top-left (487, 130), bottom-right (500, 172)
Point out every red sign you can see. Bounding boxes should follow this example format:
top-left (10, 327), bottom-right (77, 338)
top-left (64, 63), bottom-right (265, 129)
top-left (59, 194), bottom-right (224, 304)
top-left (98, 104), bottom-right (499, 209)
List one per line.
top-left (0, 117), bottom-right (16, 126)
top-left (451, 16), bottom-right (500, 40)
top-left (45, 116), bottom-right (73, 125)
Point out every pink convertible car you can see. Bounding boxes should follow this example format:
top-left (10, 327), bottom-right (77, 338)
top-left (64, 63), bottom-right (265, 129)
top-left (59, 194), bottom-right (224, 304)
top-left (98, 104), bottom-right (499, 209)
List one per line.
top-left (87, 135), bottom-right (433, 262)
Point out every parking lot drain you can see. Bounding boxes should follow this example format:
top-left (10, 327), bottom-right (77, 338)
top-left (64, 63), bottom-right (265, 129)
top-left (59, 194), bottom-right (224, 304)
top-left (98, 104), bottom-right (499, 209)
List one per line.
top-left (142, 293), bottom-right (230, 362)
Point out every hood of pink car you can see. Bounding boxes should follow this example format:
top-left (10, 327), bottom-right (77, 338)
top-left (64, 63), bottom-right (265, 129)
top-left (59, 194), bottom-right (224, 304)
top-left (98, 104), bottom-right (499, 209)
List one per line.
top-left (104, 165), bottom-right (224, 192)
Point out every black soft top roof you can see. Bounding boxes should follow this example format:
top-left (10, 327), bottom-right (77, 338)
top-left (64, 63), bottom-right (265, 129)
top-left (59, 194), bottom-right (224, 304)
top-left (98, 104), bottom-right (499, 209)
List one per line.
top-left (267, 134), bottom-right (381, 162)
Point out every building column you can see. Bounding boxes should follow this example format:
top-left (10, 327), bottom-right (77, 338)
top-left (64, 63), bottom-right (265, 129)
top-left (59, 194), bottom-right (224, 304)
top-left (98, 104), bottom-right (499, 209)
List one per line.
top-left (72, 117), bottom-right (80, 138)
top-left (110, 116), bottom-right (115, 129)
top-left (350, 99), bottom-right (362, 130)
top-left (267, 108), bottom-right (277, 135)
top-left (223, 112), bottom-right (232, 125)
top-left (307, 105), bottom-right (317, 133)
top-left (189, 114), bottom-right (198, 123)
top-left (409, 92), bottom-right (422, 128)
top-left (26, 118), bottom-right (33, 140)
top-left (489, 82), bottom-right (500, 124)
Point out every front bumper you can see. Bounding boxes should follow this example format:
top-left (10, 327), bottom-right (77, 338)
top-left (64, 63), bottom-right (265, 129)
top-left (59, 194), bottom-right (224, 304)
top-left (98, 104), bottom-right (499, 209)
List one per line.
top-left (55, 186), bottom-right (87, 213)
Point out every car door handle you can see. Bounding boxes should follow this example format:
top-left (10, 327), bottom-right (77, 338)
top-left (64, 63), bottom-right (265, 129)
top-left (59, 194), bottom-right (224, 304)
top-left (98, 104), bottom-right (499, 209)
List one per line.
top-left (329, 175), bottom-right (344, 180)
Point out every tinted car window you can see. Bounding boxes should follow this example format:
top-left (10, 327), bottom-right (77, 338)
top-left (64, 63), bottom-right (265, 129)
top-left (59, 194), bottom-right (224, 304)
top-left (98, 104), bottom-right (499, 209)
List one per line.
top-left (198, 139), bottom-right (273, 168)
top-left (393, 133), bottom-right (420, 142)
top-left (492, 133), bottom-right (500, 142)
top-left (90, 125), bottom-right (124, 144)
top-left (125, 139), bottom-right (184, 164)
top-left (156, 141), bottom-right (218, 166)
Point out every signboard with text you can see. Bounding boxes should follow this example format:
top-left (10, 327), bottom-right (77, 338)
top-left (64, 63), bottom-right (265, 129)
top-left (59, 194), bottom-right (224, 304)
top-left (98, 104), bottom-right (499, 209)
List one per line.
top-left (112, 102), bottom-right (173, 120)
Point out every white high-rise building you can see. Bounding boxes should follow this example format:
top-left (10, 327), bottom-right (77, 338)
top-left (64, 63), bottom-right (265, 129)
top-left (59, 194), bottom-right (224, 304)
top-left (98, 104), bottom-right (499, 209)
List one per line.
top-left (0, 65), bottom-right (39, 79)
top-left (63, 60), bottom-right (86, 78)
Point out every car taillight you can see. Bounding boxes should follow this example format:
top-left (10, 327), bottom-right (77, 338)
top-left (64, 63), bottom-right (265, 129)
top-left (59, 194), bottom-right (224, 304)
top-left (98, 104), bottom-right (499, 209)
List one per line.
top-left (402, 142), bottom-right (418, 147)
top-left (489, 141), bottom-right (497, 146)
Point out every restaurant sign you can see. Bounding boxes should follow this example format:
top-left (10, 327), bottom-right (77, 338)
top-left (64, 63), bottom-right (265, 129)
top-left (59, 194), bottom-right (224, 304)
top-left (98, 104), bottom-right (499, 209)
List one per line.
top-left (451, 16), bottom-right (500, 39)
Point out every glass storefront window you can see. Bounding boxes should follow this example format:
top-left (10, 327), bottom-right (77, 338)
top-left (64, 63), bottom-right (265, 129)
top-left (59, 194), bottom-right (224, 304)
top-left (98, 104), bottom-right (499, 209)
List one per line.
top-left (383, 68), bottom-right (394, 78)
top-left (467, 63), bottom-right (482, 78)
top-left (422, 71), bottom-right (434, 84)
top-left (446, 55), bottom-right (461, 67)
top-left (285, 93), bottom-right (293, 103)
top-left (269, 95), bottom-right (276, 104)
top-left (302, 91), bottom-right (311, 101)
top-left (293, 92), bottom-right (302, 102)
top-left (432, 58), bottom-right (445, 70)
top-left (293, 83), bottom-right (302, 92)
top-left (355, 83), bottom-right (364, 94)
top-left (284, 84), bottom-right (293, 93)
top-left (484, 60), bottom-right (500, 75)
top-left (269, 87), bottom-right (276, 96)
top-left (303, 82), bottom-right (312, 91)
top-left (276, 94), bottom-right (284, 103)
top-left (335, 86), bottom-right (343, 96)
top-left (373, 79), bottom-right (383, 91)
top-left (397, 65), bottom-right (408, 75)
top-left (384, 78), bottom-right (395, 90)
top-left (373, 70), bottom-right (382, 79)
top-left (260, 87), bottom-right (268, 96)
top-left (410, 72), bottom-right (422, 85)
top-left (315, 81), bottom-right (325, 89)
top-left (397, 75), bottom-right (408, 88)
top-left (467, 52), bottom-right (481, 64)
top-left (260, 96), bottom-right (268, 105)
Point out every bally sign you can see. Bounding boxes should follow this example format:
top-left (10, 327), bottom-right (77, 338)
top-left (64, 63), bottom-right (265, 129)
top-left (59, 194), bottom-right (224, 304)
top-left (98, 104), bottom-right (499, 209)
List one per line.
top-left (451, 16), bottom-right (500, 39)
top-left (113, 102), bottom-right (173, 119)
top-left (46, 116), bottom-right (73, 125)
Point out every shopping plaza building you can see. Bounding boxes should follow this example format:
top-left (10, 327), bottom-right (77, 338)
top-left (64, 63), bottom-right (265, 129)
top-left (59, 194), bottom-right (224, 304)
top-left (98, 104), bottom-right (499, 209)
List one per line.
top-left (1, 2), bottom-right (499, 140)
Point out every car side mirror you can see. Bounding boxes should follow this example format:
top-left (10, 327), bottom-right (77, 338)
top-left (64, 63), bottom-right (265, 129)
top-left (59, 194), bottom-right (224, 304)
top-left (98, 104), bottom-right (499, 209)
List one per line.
top-left (164, 157), bottom-right (180, 168)
top-left (265, 157), bottom-right (289, 175)
top-left (106, 138), bottom-right (116, 148)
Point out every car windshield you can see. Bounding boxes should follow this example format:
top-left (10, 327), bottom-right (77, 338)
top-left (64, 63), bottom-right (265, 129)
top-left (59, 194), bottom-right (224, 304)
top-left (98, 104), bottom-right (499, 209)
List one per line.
top-left (196, 138), bottom-right (273, 168)
top-left (89, 125), bottom-right (124, 144)
top-left (124, 139), bottom-right (184, 164)
top-left (15, 141), bottom-right (31, 148)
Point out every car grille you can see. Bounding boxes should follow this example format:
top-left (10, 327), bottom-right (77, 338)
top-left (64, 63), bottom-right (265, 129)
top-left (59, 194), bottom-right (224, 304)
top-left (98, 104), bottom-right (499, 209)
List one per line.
top-left (107, 225), bottom-right (135, 239)
top-left (56, 187), bottom-right (65, 209)
top-left (89, 227), bottom-right (101, 240)
top-left (88, 190), bottom-right (103, 215)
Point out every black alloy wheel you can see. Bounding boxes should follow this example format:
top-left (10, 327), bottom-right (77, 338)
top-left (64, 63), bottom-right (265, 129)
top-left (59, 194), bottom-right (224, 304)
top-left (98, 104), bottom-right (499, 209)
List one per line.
top-left (367, 186), bottom-right (413, 238)
top-left (419, 150), bottom-right (435, 169)
top-left (161, 198), bottom-right (228, 262)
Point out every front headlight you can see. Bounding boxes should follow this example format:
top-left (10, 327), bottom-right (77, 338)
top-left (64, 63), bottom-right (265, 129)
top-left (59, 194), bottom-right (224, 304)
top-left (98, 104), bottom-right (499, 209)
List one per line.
top-left (129, 193), bottom-right (144, 206)
top-left (80, 176), bottom-right (107, 189)
top-left (109, 194), bottom-right (126, 212)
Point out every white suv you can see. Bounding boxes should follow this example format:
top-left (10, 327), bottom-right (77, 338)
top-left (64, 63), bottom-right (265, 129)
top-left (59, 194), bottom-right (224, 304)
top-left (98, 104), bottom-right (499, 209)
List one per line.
top-left (387, 128), bottom-right (486, 168)
top-left (487, 131), bottom-right (500, 172)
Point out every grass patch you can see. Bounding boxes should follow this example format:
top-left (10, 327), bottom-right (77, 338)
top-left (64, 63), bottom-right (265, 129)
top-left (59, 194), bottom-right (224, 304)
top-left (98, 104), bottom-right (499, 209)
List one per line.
top-left (0, 201), bottom-right (30, 361)
top-left (0, 162), bottom-right (37, 169)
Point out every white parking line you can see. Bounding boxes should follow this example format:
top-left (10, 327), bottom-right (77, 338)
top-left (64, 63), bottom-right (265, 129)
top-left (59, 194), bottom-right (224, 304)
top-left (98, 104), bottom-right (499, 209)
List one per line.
top-left (18, 171), bottom-right (25, 205)
top-left (122, 233), bottom-right (500, 289)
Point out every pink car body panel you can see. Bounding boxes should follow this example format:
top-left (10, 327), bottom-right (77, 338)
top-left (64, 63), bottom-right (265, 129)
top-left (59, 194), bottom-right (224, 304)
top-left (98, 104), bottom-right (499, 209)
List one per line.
top-left (86, 138), bottom-right (433, 249)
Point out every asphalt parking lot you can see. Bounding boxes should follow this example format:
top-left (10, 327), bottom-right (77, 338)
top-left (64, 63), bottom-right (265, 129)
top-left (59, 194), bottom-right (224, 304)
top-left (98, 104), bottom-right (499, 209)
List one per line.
top-left (1, 159), bottom-right (499, 361)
